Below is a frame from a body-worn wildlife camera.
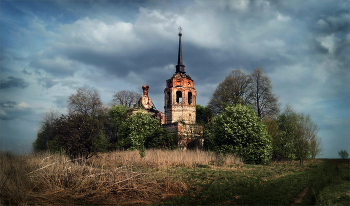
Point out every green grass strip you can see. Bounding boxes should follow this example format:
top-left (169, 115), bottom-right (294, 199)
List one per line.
top-left (159, 160), bottom-right (349, 205)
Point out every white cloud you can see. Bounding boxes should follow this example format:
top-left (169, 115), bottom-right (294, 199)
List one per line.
top-left (316, 19), bottom-right (329, 28)
top-left (216, 0), bottom-right (250, 11)
top-left (56, 17), bottom-right (140, 54)
top-left (276, 13), bottom-right (290, 22)
top-left (18, 102), bottom-right (31, 108)
top-left (317, 34), bottom-right (340, 54)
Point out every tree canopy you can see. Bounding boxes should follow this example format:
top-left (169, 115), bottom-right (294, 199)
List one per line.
top-left (117, 111), bottom-right (176, 157)
top-left (208, 68), bottom-right (279, 118)
top-left (67, 87), bottom-right (103, 116)
top-left (208, 70), bottom-right (251, 115)
top-left (212, 104), bottom-right (272, 164)
top-left (248, 67), bottom-right (280, 119)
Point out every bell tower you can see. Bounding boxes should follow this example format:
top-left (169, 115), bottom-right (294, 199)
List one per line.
top-left (164, 27), bottom-right (197, 124)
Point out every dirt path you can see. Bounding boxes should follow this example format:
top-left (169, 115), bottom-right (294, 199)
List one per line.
top-left (294, 184), bottom-right (312, 203)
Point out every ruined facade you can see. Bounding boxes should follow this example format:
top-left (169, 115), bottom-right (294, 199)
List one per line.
top-left (135, 29), bottom-right (203, 149)
top-left (129, 85), bottom-right (165, 125)
top-left (163, 29), bottom-right (203, 148)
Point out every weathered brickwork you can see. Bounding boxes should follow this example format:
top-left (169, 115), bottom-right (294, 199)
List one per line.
top-left (164, 73), bottom-right (197, 124)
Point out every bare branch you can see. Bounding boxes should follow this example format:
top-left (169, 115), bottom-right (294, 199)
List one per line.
top-left (110, 90), bottom-right (142, 108)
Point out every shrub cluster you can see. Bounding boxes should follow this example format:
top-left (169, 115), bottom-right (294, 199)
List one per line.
top-left (207, 104), bottom-right (272, 164)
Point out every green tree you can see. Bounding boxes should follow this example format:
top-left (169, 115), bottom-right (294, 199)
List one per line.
top-left (212, 104), bottom-right (272, 164)
top-left (196, 105), bottom-right (216, 150)
top-left (109, 105), bottom-right (128, 128)
top-left (276, 105), bottom-right (298, 161)
top-left (248, 67), bottom-right (280, 119)
top-left (263, 115), bottom-right (282, 160)
top-left (32, 110), bottom-right (59, 153)
top-left (294, 113), bottom-right (316, 165)
top-left (117, 111), bottom-right (176, 157)
top-left (107, 105), bottom-right (129, 148)
top-left (309, 135), bottom-right (324, 159)
top-left (51, 113), bottom-right (108, 161)
top-left (208, 70), bottom-right (251, 115)
top-left (277, 105), bottom-right (318, 165)
top-left (338, 150), bottom-right (349, 159)
top-left (196, 104), bottom-right (214, 125)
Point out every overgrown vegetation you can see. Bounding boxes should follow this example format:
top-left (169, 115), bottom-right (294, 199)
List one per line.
top-left (0, 150), bottom-right (241, 205)
top-left (209, 104), bottom-right (272, 164)
top-left (25, 67), bottom-right (335, 205)
top-left (2, 150), bottom-right (348, 205)
top-left (200, 68), bottom-right (324, 164)
top-left (33, 68), bottom-right (324, 165)
top-left (33, 88), bottom-right (175, 160)
top-left (117, 111), bottom-right (177, 157)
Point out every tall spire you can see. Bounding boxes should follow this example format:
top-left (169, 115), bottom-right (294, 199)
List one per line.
top-left (176, 26), bottom-right (185, 73)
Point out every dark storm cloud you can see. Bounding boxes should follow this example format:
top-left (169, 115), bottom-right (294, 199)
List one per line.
top-left (29, 58), bottom-right (78, 77)
top-left (0, 1), bottom-right (26, 18)
top-left (0, 101), bottom-right (17, 108)
top-left (13, 56), bottom-right (26, 61)
top-left (0, 102), bottom-right (34, 120)
top-left (0, 76), bottom-right (29, 89)
top-left (0, 66), bottom-right (13, 73)
top-left (22, 68), bottom-right (32, 75)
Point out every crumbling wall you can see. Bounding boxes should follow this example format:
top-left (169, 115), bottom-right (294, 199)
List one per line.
top-left (163, 122), bottom-right (203, 149)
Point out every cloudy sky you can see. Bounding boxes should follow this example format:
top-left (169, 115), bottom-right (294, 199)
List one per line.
top-left (1, 0), bottom-right (349, 157)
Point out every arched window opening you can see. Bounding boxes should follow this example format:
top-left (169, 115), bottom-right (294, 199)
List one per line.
top-left (176, 91), bottom-right (182, 103)
top-left (188, 92), bottom-right (192, 105)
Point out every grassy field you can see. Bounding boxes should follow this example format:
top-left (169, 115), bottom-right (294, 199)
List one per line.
top-left (1, 150), bottom-right (349, 205)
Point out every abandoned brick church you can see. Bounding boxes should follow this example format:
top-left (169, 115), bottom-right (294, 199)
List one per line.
top-left (132, 28), bottom-right (203, 148)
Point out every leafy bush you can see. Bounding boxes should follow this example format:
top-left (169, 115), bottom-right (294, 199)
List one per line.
top-left (109, 105), bottom-right (128, 127)
top-left (212, 104), bottom-right (272, 164)
top-left (117, 111), bottom-right (177, 157)
top-left (32, 111), bottom-right (59, 153)
top-left (196, 104), bottom-right (214, 126)
top-left (145, 128), bottom-right (178, 150)
top-left (51, 113), bottom-right (108, 161)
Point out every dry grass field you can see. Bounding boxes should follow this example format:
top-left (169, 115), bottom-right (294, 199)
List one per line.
top-left (0, 149), bottom-right (242, 205)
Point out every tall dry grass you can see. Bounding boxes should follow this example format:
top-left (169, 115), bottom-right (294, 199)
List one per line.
top-left (90, 149), bottom-right (243, 168)
top-left (0, 149), bottom-right (242, 205)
